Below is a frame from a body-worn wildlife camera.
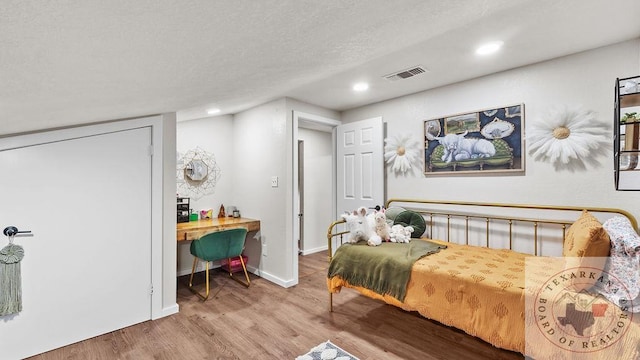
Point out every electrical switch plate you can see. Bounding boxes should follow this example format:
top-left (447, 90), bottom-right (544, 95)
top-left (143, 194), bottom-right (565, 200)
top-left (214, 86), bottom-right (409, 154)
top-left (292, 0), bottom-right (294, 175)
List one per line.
top-left (271, 176), bottom-right (278, 187)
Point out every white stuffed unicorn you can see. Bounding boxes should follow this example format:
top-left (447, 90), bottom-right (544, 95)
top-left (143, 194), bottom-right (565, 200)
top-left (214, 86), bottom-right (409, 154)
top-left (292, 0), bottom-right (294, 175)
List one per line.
top-left (341, 206), bottom-right (382, 246)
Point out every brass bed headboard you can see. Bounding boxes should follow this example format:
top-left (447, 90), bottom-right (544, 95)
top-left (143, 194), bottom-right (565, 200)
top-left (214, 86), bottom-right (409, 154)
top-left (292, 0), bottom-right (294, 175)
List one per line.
top-left (327, 198), bottom-right (637, 259)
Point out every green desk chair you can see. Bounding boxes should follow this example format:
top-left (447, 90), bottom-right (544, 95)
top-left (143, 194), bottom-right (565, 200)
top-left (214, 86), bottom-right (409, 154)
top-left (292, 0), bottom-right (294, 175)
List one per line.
top-left (188, 228), bottom-right (251, 301)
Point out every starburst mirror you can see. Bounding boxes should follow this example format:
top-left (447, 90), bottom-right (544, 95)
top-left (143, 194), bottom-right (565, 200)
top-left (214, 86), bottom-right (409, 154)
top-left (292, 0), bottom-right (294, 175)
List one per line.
top-left (177, 147), bottom-right (221, 200)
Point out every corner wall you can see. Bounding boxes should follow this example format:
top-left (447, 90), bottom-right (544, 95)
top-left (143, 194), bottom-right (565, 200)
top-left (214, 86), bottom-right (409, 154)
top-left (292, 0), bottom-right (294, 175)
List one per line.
top-left (160, 113), bottom-right (178, 317)
top-left (177, 98), bottom-right (338, 285)
top-left (232, 99), bottom-right (290, 284)
top-left (341, 39), bottom-right (640, 221)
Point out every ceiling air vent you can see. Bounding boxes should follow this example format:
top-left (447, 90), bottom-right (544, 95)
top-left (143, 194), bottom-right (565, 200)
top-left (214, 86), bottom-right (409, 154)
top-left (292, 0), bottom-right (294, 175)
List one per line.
top-left (383, 65), bottom-right (428, 81)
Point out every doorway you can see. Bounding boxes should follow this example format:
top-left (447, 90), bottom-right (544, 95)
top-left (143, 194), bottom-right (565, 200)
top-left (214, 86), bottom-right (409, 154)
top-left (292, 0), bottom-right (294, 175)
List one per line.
top-left (293, 111), bottom-right (340, 281)
top-left (297, 129), bottom-right (333, 255)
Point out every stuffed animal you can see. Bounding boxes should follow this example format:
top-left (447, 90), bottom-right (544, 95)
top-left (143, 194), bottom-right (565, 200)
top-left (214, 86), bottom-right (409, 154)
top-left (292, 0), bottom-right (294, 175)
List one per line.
top-left (341, 209), bottom-right (366, 244)
top-left (368, 208), bottom-right (391, 242)
top-left (389, 224), bottom-right (414, 243)
top-left (341, 206), bottom-right (382, 246)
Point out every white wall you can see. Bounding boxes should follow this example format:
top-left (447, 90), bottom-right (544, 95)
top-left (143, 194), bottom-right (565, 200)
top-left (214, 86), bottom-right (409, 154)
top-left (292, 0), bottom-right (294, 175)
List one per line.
top-left (299, 127), bottom-right (333, 254)
top-left (175, 98), bottom-right (338, 284)
top-left (287, 98), bottom-right (341, 121)
top-left (175, 115), bottom-right (234, 275)
top-left (227, 97), bottom-right (339, 286)
top-left (287, 99), bottom-right (340, 282)
top-left (341, 39), bottom-right (640, 221)
top-left (176, 115), bottom-right (234, 211)
top-left (232, 99), bottom-right (290, 284)
top-left (160, 113), bottom-right (178, 317)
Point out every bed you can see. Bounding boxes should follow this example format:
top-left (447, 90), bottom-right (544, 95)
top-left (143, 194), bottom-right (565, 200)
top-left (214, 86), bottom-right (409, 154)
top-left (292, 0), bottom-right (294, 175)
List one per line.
top-left (326, 199), bottom-right (640, 359)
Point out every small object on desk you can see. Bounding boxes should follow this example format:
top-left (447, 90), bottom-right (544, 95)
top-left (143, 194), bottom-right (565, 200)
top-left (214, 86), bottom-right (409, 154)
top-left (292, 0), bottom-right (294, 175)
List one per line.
top-left (177, 197), bottom-right (190, 223)
top-left (233, 209), bottom-right (240, 218)
top-left (200, 209), bottom-right (212, 219)
top-left (189, 213), bottom-right (199, 221)
top-left (218, 204), bottom-right (226, 218)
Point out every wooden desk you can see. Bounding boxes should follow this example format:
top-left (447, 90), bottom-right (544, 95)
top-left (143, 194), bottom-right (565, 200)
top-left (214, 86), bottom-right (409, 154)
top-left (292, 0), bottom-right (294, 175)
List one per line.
top-left (176, 217), bottom-right (261, 242)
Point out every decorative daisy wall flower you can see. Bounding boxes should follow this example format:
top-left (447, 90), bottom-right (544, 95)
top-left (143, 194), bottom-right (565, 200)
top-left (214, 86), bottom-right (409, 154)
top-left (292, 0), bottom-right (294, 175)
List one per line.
top-left (527, 106), bottom-right (608, 165)
top-left (384, 133), bottom-right (421, 175)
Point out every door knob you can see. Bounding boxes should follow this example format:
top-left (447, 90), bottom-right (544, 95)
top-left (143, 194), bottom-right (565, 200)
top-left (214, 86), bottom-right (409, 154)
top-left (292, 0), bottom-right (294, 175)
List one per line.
top-left (3, 226), bottom-right (32, 237)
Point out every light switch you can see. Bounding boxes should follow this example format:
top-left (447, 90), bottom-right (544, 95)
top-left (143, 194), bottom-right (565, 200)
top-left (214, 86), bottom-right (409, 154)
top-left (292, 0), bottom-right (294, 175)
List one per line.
top-left (271, 176), bottom-right (278, 187)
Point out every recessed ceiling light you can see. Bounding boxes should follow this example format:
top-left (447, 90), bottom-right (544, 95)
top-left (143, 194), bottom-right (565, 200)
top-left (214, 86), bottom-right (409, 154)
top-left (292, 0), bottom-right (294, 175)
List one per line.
top-left (353, 82), bottom-right (369, 92)
top-left (476, 41), bottom-right (504, 55)
top-left (206, 108), bottom-right (221, 115)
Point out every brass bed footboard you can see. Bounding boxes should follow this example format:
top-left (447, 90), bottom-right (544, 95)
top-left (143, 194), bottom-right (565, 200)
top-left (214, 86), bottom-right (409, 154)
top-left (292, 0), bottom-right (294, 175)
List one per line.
top-left (326, 198), bottom-right (637, 312)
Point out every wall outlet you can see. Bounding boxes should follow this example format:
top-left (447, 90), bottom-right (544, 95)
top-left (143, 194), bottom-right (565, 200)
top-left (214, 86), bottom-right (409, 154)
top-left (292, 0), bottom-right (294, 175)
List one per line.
top-left (262, 243), bottom-right (268, 257)
top-left (271, 176), bottom-right (278, 187)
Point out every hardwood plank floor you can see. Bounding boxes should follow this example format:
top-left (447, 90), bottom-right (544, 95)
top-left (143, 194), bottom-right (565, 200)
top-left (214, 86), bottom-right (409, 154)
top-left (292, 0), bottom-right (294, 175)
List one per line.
top-left (29, 252), bottom-right (523, 359)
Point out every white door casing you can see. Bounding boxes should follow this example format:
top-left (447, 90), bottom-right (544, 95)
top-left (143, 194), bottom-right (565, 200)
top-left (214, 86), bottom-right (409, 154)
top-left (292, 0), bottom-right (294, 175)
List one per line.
top-left (292, 110), bottom-right (340, 285)
top-left (0, 127), bottom-right (153, 359)
top-left (298, 139), bottom-right (304, 253)
top-left (336, 117), bottom-right (385, 218)
top-left (298, 130), bottom-right (333, 255)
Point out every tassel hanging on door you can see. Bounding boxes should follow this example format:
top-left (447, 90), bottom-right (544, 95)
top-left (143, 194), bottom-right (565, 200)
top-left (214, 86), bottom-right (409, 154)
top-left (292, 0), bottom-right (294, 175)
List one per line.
top-left (0, 242), bottom-right (24, 316)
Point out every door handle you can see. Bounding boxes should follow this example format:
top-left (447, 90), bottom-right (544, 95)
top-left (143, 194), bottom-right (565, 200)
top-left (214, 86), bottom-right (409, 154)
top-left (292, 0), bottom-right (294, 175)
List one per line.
top-left (3, 226), bottom-right (32, 237)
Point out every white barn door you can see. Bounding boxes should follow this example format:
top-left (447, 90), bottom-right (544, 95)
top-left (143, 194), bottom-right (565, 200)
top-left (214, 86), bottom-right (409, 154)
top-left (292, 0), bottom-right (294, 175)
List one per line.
top-left (0, 127), bottom-right (152, 359)
top-left (336, 117), bottom-right (385, 217)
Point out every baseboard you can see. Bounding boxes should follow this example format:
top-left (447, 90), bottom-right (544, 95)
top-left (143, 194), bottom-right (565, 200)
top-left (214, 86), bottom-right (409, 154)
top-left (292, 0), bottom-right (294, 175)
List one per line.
top-left (177, 263), bottom-right (295, 288)
top-left (257, 268), bottom-right (297, 288)
top-left (246, 264), bottom-right (259, 275)
top-left (154, 304), bottom-right (179, 320)
top-left (177, 262), bottom-right (222, 277)
top-left (300, 245), bottom-right (328, 256)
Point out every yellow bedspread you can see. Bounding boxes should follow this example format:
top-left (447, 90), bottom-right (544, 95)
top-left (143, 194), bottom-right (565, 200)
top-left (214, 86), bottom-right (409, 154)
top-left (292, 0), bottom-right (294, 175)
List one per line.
top-left (328, 240), bottom-right (640, 358)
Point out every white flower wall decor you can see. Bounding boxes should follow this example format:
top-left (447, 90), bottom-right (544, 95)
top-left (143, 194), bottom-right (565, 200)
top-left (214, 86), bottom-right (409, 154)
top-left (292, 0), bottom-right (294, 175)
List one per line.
top-left (527, 106), bottom-right (609, 165)
top-left (384, 133), bottom-right (421, 175)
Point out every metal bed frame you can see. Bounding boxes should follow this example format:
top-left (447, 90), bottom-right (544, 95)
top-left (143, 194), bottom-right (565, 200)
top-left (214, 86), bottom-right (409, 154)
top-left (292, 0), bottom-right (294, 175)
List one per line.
top-left (326, 198), bottom-right (637, 311)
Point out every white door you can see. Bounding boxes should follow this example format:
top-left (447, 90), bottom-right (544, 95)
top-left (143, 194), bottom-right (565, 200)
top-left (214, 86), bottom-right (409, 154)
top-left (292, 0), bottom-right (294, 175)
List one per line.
top-left (336, 117), bottom-right (385, 217)
top-left (0, 127), bottom-right (152, 359)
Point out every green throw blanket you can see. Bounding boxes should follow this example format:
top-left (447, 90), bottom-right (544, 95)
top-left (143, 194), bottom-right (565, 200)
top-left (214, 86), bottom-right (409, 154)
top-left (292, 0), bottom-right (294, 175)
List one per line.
top-left (328, 240), bottom-right (447, 302)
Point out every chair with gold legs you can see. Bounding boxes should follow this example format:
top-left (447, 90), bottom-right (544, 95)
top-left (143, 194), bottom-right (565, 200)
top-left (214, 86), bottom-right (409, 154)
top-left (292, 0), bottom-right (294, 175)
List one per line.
top-left (188, 228), bottom-right (250, 301)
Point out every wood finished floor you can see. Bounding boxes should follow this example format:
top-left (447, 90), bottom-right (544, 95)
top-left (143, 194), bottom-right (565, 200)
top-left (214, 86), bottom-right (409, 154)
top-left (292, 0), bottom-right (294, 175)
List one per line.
top-left (29, 251), bottom-right (523, 359)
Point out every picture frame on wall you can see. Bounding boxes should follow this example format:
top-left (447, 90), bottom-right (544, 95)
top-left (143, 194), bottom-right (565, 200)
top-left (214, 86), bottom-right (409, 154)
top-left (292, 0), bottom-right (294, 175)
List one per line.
top-left (444, 112), bottom-right (480, 134)
top-left (423, 104), bottom-right (525, 175)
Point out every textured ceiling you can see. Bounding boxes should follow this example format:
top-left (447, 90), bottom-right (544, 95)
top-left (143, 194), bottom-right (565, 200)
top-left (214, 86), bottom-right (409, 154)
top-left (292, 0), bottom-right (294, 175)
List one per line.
top-left (1, 0), bottom-right (639, 135)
